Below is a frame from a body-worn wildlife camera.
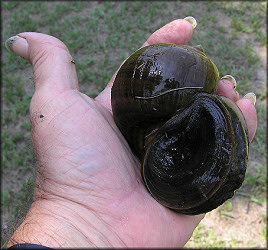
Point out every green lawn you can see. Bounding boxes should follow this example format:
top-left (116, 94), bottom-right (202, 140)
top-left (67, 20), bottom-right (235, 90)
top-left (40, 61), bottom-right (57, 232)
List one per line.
top-left (1, 1), bottom-right (266, 248)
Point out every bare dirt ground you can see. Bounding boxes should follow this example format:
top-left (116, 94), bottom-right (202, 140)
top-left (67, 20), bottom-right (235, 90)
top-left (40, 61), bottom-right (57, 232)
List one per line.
top-left (194, 196), bottom-right (266, 247)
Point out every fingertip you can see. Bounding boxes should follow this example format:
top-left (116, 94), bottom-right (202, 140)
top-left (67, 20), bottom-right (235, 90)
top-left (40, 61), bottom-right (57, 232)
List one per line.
top-left (146, 19), bottom-right (194, 46)
top-left (6, 32), bottom-right (69, 63)
top-left (216, 78), bottom-right (239, 102)
top-left (236, 98), bottom-right (257, 142)
top-left (7, 32), bottom-right (78, 91)
top-left (5, 35), bottom-right (29, 61)
top-left (17, 32), bottom-right (70, 61)
top-left (18, 32), bottom-right (63, 44)
top-left (216, 76), bottom-right (257, 142)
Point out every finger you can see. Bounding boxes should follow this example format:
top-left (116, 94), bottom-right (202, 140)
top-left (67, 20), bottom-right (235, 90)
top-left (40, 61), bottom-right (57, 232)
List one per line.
top-left (216, 76), bottom-right (239, 102)
top-left (142, 18), bottom-right (194, 47)
top-left (96, 17), bottom-right (195, 109)
top-left (215, 75), bottom-right (257, 142)
top-left (5, 32), bottom-right (79, 91)
top-left (236, 97), bottom-right (257, 142)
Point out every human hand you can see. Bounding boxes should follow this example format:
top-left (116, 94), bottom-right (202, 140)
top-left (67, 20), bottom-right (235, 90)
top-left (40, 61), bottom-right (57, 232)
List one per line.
top-left (6, 18), bottom-right (257, 248)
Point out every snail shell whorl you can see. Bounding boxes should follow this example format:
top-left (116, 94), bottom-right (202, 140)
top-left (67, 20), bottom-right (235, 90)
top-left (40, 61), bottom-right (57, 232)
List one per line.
top-left (112, 44), bottom-right (219, 156)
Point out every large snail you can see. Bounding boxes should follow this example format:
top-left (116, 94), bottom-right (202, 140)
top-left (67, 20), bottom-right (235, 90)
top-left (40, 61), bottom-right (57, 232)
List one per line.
top-left (111, 43), bottom-right (249, 215)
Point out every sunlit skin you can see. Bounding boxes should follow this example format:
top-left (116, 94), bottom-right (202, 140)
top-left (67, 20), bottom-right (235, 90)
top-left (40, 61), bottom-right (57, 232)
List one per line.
top-left (7, 19), bottom-right (257, 248)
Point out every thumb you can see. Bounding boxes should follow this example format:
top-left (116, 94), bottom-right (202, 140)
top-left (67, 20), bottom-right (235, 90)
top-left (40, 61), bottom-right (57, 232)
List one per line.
top-left (5, 32), bottom-right (79, 91)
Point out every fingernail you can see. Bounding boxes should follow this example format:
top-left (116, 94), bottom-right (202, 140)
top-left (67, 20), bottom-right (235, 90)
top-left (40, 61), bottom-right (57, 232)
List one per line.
top-left (184, 16), bottom-right (197, 29)
top-left (5, 35), bottom-right (29, 60)
top-left (243, 92), bottom-right (256, 105)
top-left (221, 75), bottom-right (237, 89)
top-left (194, 45), bottom-right (204, 53)
top-left (5, 35), bottom-right (20, 53)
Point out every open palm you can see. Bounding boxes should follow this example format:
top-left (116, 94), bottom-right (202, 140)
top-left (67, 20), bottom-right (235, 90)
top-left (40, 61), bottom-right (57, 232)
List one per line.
top-left (8, 19), bottom-right (257, 248)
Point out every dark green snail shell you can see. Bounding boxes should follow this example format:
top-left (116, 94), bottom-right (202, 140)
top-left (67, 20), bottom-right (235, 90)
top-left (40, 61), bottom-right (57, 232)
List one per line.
top-left (111, 43), bottom-right (249, 215)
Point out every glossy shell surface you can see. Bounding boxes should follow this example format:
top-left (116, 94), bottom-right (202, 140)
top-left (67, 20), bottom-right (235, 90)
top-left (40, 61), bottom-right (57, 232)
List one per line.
top-left (111, 44), bottom-right (249, 215)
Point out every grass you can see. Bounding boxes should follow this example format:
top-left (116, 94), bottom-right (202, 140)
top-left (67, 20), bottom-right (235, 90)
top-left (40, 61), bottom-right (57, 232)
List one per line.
top-left (243, 162), bottom-right (267, 196)
top-left (261, 214), bottom-right (267, 242)
top-left (217, 200), bottom-right (233, 217)
top-left (1, 1), bottom-right (266, 248)
top-left (185, 224), bottom-right (226, 248)
top-left (185, 223), bottom-right (242, 248)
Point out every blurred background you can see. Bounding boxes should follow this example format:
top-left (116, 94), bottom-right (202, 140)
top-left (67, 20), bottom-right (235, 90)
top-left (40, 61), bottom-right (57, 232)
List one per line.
top-left (1, 1), bottom-right (266, 248)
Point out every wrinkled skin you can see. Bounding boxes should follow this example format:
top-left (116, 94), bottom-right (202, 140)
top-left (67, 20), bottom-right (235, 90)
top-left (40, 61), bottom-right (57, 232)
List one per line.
top-left (7, 19), bottom-right (257, 248)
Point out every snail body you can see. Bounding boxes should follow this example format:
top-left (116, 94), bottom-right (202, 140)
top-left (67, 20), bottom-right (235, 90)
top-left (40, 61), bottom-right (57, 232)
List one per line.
top-left (111, 44), bottom-right (249, 215)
